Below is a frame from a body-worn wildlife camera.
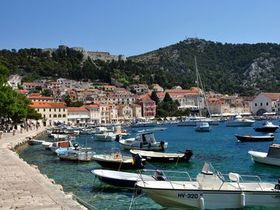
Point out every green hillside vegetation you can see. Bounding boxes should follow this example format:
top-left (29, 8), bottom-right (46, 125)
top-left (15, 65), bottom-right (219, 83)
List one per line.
top-left (1, 39), bottom-right (280, 95)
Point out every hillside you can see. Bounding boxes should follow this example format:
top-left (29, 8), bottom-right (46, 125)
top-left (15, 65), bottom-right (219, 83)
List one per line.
top-left (130, 38), bottom-right (280, 95)
top-left (1, 39), bottom-right (280, 95)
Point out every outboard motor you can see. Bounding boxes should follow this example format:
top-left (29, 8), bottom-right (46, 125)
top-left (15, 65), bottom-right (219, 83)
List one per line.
top-left (73, 143), bottom-right (79, 150)
top-left (115, 134), bottom-right (120, 142)
top-left (184, 149), bottom-right (193, 161)
top-left (132, 154), bottom-right (144, 169)
top-left (160, 141), bottom-right (165, 151)
top-left (275, 178), bottom-right (280, 190)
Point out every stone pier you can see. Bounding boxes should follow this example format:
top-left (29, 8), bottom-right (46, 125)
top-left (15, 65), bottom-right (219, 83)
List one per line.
top-left (0, 128), bottom-right (86, 210)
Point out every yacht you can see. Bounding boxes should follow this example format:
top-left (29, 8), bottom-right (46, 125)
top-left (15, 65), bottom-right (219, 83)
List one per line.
top-left (136, 163), bottom-right (280, 209)
top-left (226, 115), bottom-right (255, 127)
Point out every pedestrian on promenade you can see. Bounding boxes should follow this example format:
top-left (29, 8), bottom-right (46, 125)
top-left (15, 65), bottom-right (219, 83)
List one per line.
top-left (0, 130), bottom-right (3, 139)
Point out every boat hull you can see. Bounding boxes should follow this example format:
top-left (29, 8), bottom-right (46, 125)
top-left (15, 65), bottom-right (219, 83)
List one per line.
top-left (249, 151), bottom-right (280, 166)
top-left (254, 127), bottom-right (278, 133)
top-left (142, 188), bottom-right (280, 209)
top-left (94, 159), bottom-right (145, 170)
top-left (235, 135), bottom-right (274, 142)
top-left (130, 150), bottom-right (192, 163)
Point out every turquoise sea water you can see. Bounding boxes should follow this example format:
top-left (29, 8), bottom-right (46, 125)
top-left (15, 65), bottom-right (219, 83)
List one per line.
top-left (19, 121), bottom-right (280, 210)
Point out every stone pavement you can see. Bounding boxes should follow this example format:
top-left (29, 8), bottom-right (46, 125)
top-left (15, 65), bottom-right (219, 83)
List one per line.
top-left (0, 127), bottom-right (86, 210)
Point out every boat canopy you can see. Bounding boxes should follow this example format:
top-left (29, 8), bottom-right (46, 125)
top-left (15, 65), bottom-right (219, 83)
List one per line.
top-left (268, 144), bottom-right (280, 158)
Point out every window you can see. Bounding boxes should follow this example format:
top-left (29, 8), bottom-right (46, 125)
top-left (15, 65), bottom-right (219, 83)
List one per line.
top-left (63, 114), bottom-right (66, 117)
top-left (49, 114), bottom-right (51, 118)
top-left (58, 114), bottom-right (61, 118)
top-left (255, 103), bottom-right (257, 106)
top-left (59, 108), bottom-right (61, 112)
top-left (53, 114), bottom-right (57, 118)
top-left (49, 109), bottom-right (51, 112)
top-left (43, 108), bottom-right (45, 112)
top-left (266, 102), bottom-right (268, 106)
top-left (260, 103), bottom-right (263, 106)
top-left (54, 108), bottom-right (56, 112)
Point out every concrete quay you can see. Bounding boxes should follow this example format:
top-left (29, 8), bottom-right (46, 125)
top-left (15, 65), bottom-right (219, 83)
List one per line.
top-left (0, 128), bottom-right (86, 210)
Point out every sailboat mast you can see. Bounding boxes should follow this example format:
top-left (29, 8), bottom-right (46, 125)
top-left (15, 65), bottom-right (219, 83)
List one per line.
top-left (194, 56), bottom-right (211, 117)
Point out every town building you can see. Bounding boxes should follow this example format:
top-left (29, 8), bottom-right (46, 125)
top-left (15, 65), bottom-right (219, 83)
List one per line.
top-left (7, 74), bottom-right (22, 89)
top-left (251, 92), bottom-right (280, 115)
top-left (30, 102), bottom-right (68, 125)
top-left (130, 84), bottom-right (149, 94)
top-left (137, 94), bottom-right (156, 119)
top-left (28, 93), bottom-right (55, 102)
top-left (67, 106), bottom-right (90, 125)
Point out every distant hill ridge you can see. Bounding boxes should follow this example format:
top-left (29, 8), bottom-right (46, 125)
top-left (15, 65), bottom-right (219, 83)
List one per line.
top-left (129, 38), bottom-right (280, 95)
top-left (1, 38), bottom-right (280, 95)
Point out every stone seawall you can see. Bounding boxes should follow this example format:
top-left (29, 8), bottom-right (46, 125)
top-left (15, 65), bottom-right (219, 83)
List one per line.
top-left (0, 127), bottom-right (87, 210)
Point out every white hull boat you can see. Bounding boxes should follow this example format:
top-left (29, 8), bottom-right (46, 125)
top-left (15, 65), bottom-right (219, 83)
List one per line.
top-left (92, 169), bottom-right (155, 188)
top-left (195, 122), bottom-right (210, 132)
top-left (94, 132), bottom-right (116, 141)
top-left (58, 150), bottom-right (94, 162)
top-left (248, 144), bottom-right (280, 167)
top-left (136, 163), bottom-right (280, 209)
top-left (117, 131), bottom-right (168, 151)
top-left (226, 115), bottom-right (255, 127)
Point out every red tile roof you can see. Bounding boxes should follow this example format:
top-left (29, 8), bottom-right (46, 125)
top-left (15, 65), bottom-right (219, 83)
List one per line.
top-left (262, 93), bottom-right (280, 101)
top-left (67, 106), bottom-right (88, 112)
top-left (30, 102), bottom-right (66, 108)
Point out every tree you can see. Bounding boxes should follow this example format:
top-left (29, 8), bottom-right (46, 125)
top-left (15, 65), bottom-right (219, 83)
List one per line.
top-left (163, 92), bottom-right (173, 103)
top-left (150, 91), bottom-right (159, 105)
top-left (41, 89), bottom-right (53, 96)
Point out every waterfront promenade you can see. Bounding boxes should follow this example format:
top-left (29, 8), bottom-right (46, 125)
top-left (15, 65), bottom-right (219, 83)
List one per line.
top-left (0, 127), bottom-right (86, 210)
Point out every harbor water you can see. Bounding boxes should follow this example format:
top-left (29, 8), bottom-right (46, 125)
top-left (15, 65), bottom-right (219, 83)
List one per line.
top-left (19, 121), bottom-right (280, 210)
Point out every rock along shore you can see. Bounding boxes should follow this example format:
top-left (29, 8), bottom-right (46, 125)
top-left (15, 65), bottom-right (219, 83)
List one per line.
top-left (0, 127), bottom-right (87, 210)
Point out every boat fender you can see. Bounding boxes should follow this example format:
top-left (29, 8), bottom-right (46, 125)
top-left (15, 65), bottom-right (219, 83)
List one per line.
top-left (199, 196), bottom-right (205, 210)
top-left (240, 192), bottom-right (245, 207)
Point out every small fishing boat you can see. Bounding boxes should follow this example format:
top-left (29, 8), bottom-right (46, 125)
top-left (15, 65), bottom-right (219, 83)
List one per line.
top-left (92, 152), bottom-right (145, 170)
top-left (235, 134), bottom-right (274, 142)
top-left (136, 162), bottom-right (280, 209)
top-left (195, 122), bottom-right (210, 132)
top-left (94, 131), bottom-right (117, 141)
top-left (130, 149), bottom-right (193, 163)
top-left (92, 169), bottom-right (155, 188)
top-left (42, 140), bottom-right (74, 151)
top-left (254, 121), bottom-right (279, 133)
top-left (248, 144), bottom-right (280, 166)
top-left (116, 131), bottom-right (168, 151)
top-left (57, 149), bottom-right (94, 162)
top-left (226, 115), bottom-right (255, 127)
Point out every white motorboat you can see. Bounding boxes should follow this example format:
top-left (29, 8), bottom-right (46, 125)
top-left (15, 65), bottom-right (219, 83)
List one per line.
top-left (94, 131), bottom-right (117, 141)
top-left (116, 131), bottom-right (168, 151)
top-left (136, 163), bottom-right (280, 209)
top-left (254, 121), bottom-right (279, 133)
top-left (92, 169), bottom-right (155, 188)
top-left (92, 152), bottom-right (145, 170)
top-left (195, 122), bottom-right (210, 132)
top-left (248, 144), bottom-right (280, 166)
top-left (226, 115), bottom-right (255, 127)
top-left (57, 149), bottom-right (94, 162)
top-left (130, 149), bottom-right (193, 163)
top-left (42, 140), bottom-right (74, 152)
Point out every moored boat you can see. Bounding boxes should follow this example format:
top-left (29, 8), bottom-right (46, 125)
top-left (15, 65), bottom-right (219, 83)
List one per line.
top-left (226, 115), bottom-right (255, 127)
top-left (136, 163), bottom-right (280, 209)
top-left (248, 144), bottom-right (280, 166)
top-left (116, 131), bottom-right (168, 151)
top-left (235, 134), bottom-right (274, 142)
top-left (57, 149), bottom-right (94, 162)
top-left (254, 121), bottom-right (279, 133)
top-left (130, 149), bottom-right (193, 163)
top-left (92, 169), bottom-right (155, 188)
top-left (195, 122), bottom-right (210, 132)
top-left (92, 152), bottom-right (145, 170)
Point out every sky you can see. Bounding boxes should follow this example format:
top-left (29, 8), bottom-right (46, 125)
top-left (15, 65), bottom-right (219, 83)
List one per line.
top-left (1, 0), bottom-right (280, 56)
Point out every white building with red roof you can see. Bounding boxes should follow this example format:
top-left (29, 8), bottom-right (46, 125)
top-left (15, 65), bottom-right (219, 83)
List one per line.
top-left (251, 92), bottom-right (280, 115)
top-left (28, 93), bottom-right (55, 102)
top-left (30, 102), bottom-right (67, 125)
top-left (67, 106), bottom-right (90, 125)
